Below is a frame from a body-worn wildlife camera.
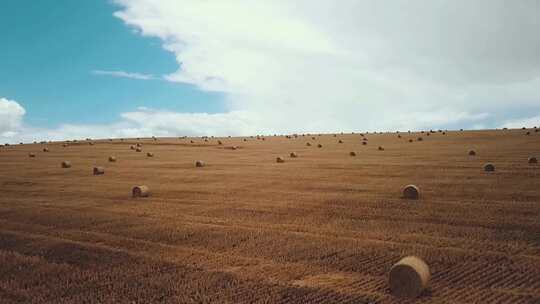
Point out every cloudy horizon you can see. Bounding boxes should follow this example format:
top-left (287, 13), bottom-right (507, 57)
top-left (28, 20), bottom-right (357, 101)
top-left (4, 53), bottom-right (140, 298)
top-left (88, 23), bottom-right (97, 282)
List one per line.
top-left (1, 0), bottom-right (539, 143)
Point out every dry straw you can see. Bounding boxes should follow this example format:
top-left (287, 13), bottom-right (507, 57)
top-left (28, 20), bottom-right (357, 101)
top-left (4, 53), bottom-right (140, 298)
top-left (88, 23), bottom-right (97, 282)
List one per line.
top-left (389, 256), bottom-right (430, 298)
top-left (402, 185), bottom-right (419, 200)
top-left (484, 163), bottom-right (495, 172)
top-left (93, 167), bottom-right (105, 175)
top-left (132, 185), bottom-right (150, 198)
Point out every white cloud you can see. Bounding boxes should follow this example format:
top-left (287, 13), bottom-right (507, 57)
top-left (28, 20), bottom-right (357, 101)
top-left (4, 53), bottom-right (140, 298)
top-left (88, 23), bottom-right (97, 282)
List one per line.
top-left (110, 0), bottom-right (540, 134)
top-left (500, 115), bottom-right (540, 129)
top-left (0, 97), bottom-right (25, 136)
top-left (92, 70), bottom-right (155, 80)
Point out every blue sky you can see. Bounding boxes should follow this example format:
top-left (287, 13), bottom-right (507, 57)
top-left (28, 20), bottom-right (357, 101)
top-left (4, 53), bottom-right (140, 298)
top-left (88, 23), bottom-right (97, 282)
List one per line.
top-left (0, 1), bottom-right (539, 142)
top-left (0, 0), bottom-right (223, 128)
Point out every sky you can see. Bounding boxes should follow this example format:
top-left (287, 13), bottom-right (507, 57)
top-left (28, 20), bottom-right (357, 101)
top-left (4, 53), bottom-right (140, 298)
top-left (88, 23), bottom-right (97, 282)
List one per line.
top-left (1, 0), bottom-right (539, 143)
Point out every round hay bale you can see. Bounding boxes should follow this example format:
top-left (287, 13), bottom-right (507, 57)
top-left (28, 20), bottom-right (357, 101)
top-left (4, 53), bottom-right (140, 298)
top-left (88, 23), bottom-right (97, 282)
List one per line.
top-left (136, 143), bottom-right (142, 147)
top-left (417, 137), bottom-right (423, 141)
top-left (402, 185), bottom-right (419, 200)
top-left (306, 142), bottom-right (312, 146)
top-left (338, 140), bottom-right (343, 144)
top-left (468, 150), bottom-right (476, 156)
top-left (276, 156), bottom-right (285, 163)
top-left (528, 157), bottom-right (537, 164)
top-left (389, 256), bottom-right (430, 298)
top-left (349, 151), bottom-right (356, 156)
top-left (195, 160), bottom-right (205, 167)
top-left (108, 156), bottom-right (117, 162)
top-left (312, 137), bottom-right (316, 140)
top-left (130, 145), bottom-right (135, 150)
top-left (442, 132), bottom-right (446, 135)
top-left (378, 146), bottom-right (384, 151)
top-left (132, 185), bottom-right (150, 198)
top-left (43, 148), bottom-right (49, 152)
top-left (61, 161), bottom-right (71, 168)
top-left (243, 138), bottom-right (247, 142)
top-left (362, 141), bottom-right (367, 145)
top-left (147, 152), bottom-right (154, 157)
top-left (526, 131), bottom-right (531, 135)
top-left (290, 152), bottom-right (298, 158)
top-left (231, 146), bottom-right (238, 150)
top-left (93, 167), bottom-right (105, 175)
top-left (398, 135), bottom-right (402, 138)
top-left (89, 142), bottom-right (94, 145)
top-left (190, 140), bottom-right (195, 143)
top-left (62, 143), bottom-right (68, 147)
top-left (408, 139), bottom-right (413, 143)
top-left (218, 140), bottom-right (223, 145)
top-left (136, 147), bottom-right (142, 152)
top-left (484, 163), bottom-right (495, 172)
top-left (29, 153), bottom-right (36, 158)
top-left (317, 144), bottom-right (323, 148)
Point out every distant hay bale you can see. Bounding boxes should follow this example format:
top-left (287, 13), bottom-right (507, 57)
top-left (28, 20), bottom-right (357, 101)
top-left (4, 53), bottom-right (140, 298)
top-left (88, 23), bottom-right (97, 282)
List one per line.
top-left (290, 152), bottom-right (298, 158)
top-left (43, 148), bottom-right (49, 152)
top-left (526, 131), bottom-right (531, 135)
top-left (29, 153), bottom-right (36, 158)
top-left (130, 145), bottom-right (135, 150)
top-left (408, 139), bottom-right (413, 143)
top-left (442, 132), bottom-right (446, 135)
top-left (61, 161), bottom-right (71, 168)
top-left (312, 137), bottom-right (316, 140)
top-left (244, 138), bottom-right (247, 142)
top-left (231, 146), bottom-right (238, 150)
top-left (398, 135), bottom-right (402, 138)
top-left (484, 163), bottom-right (495, 172)
top-left (190, 140), bottom-right (195, 143)
top-left (528, 157), bottom-right (537, 164)
top-left (417, 137), bottom-right (423, 141)
top-left (468, 150), bottom-right (476, 156)
top-left (333, 134), bottom-right (337, 137)
top-left (349, 151), bottom-right (356, 156)
top-left (195, 160), bottom-right (205, 167)
top-left (146, 152), bottom-right (154, 157)
top-left (389, 256), bottom-right (430, 298)
top-left (306, 142), bottom-right (312, 146)
top-left (108, 156), bottom-right (116, 162)
top-left (317, 144), bottom-right (323, 148)
top-left (276, 156), bottom-right (285, 163)
top-left (378, 146), bottom-right (384, 151)
top-left (205, 139), bottom-right (209, 142)
top-left (89, 142), bottom-right (94, 145)
top-left (402, 185), bottom-right (419, 200)
top-left (62, 143), bottom-right (68, 147)
top-left (132, 185), bottom-right (150, 198)
top-left (338, 140), bottom-right (343, 143)
top-left (136, 147), bottom-right (142, 152)
top-left (93, 167), bottom-right (105, 175)
top-left (136, 143), bottom-right (142, 147)
top-left (218, 140), bottom-right (223, 145)
top-left (362, 142), bottom-right (367, 145)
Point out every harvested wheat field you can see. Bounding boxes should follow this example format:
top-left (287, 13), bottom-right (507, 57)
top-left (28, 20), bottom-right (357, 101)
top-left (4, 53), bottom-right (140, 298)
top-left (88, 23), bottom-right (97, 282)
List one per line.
top-left (0, 129), bottom-right (539, 303)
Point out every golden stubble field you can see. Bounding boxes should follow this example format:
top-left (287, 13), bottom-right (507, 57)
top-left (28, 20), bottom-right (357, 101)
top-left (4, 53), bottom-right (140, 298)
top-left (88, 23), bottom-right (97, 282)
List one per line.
top-left (0, 129), bottom-right (539, 303)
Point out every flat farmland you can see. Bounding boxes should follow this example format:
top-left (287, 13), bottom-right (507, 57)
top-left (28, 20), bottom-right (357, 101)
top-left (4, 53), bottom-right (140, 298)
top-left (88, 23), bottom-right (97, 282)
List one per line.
top-left (0, 129), bottom-right (539, 303)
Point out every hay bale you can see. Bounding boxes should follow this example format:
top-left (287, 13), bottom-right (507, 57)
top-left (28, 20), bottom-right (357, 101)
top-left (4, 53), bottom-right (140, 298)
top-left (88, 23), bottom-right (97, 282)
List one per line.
top-left (528, 157), bottom-right (537, 164)
top-left (389, 256), bottom-right (430, 298)
top-left (397, 135), bottom-right (402, 138)
top-left (89, 142), bottom-right (94, 145)
top-left (218, 140), bottom-right (223, 145)
top-left (417, 137), bottom-right (423, 141)
top-left (526, 131), bottom-right (531, 135)
top-left (484, 163), bottom-right (495, 172)
top-left (62, 143), bottom-right (68, 147)
top-left (378, 146), bottom-right (384, 151)
top-left (338, 140), bottom-right (343, 144)
top-left (132, 185), bottom-right (150, 198)
top-left (276, 156), bottom-right (285, 163)
top-left (29, 153), bottom-right (36, 158)
top-left (306, 142), bottom-right (312, 146)
top-left (195, 160), bottom-right (205, 167)
top-left (290, 152), bottom-right (298, 158)
top-left (408, 139), bottom-right (413, 143)
top-left (61, 161), bottom-right (71, 168)
top-left (190, 140), bottom-right (195, 143)
top-left (130, 145), bottom-right (135, 150)
top-left (147, 152), bottom-right (154, 157)
top-left (317, 144), bottom-right (323, 148)
top-left (136, 143), bottom-right (142, 147)
top-left (43, 148), bottom-right (49, 152)
top-left (108, 156), bottom-right (116, 162)
top-left (468, 150), bottom-right (476, 156)
top-left (231, 146), bottom-right (238, 150)
top-left (135, 147), bottom-right (142, 152)
top-left (349, 151), bottom-right (356, 156)
top-left (402, 185), bottom-right (419, 200)
top-left (362, 142), bottom-right (367, 145)
top-left (93, 167), bottom-right (105, 175)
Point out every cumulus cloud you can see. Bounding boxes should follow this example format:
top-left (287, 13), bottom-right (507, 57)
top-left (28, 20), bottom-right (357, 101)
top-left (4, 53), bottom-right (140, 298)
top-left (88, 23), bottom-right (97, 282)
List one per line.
top-left (0, 97), bottom-right (25, 137)
top-left (111, 0), bottom-right (540, 133)
top-left (92, 70), bottom-right (155, 80)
